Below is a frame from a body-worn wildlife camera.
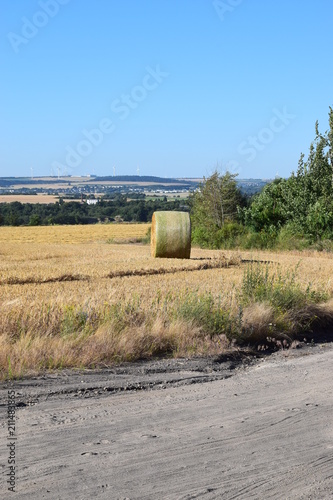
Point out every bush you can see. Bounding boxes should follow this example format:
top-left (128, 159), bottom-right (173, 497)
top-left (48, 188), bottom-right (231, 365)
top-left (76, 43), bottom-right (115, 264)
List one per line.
top-left (237, 228), bottom-right (278, 249)
top-left (191, 226), bottom-right (214, 248)
top-left (276, 225), bottom-right (309, 250)
top-left (192, 222), bottom-right (246, 249)
top-left (235, 262), bottom-right (330, 347)
top-left (28, 215), bottom-right (41, 226)
top-left (174, 290), bottom-right (233, 337)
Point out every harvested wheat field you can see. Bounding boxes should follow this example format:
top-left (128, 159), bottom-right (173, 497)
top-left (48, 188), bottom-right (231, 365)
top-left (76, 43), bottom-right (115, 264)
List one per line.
top-left (1, 224), bottom-right (333, 379)
top-left (0, 223), bottom-right (150, 244)
top-left (0, 195), bottom-right (60, 204)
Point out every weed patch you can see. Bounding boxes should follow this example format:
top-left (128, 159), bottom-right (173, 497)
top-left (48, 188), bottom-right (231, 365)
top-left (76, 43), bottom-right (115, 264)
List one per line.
top-left (237, 262), bottom-right (330, 347)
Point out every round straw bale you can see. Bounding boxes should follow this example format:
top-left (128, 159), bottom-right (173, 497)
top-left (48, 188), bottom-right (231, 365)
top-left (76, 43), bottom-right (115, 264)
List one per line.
top-left (151, 211), bottom-right (191, 259)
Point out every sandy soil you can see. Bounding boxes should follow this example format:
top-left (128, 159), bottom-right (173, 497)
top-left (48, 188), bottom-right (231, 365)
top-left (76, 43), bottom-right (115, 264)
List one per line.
top-left (1, 344), bottom-right (333, 499)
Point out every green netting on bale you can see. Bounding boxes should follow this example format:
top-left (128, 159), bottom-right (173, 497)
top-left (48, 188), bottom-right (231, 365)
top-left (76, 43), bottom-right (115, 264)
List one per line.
top-left (151, 211), bottom-right (191, 259)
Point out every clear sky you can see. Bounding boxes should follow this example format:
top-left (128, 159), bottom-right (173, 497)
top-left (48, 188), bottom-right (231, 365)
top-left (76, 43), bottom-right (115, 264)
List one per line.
top-left (1, 0), bottom-right (332, 179)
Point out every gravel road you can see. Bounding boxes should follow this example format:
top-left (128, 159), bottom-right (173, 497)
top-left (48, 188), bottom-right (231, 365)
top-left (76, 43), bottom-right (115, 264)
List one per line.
top-left (1, 344), bottom-right (333, 499)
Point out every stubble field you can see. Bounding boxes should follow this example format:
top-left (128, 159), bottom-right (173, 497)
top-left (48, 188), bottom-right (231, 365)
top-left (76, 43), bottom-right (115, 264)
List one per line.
top-left (0, 195), bottom-right (60, 204)
top-left (1, 224), bottom-right (333, 379)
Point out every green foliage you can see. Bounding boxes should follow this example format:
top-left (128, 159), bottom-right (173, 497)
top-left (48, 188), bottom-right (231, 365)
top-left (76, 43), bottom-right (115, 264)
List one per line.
top-left (174, 290), bottom-right (233, 337)
top-left (239, 227), bottom-right (278, 249)
top-left (0, 196), bottom-right (186, 226)
top-left (61, 306), bottom-right (89, 337)
top-left (241, 262), bottom-right (328, 312)
top-left (311, 239), bottom-right (333, 252)
top-left (190, 170), bottom-right (246, 247)
top-left (214, 222), bottom-right (246, 249)
top-left (240, 178), bottom-right (288, 232)
top-left (7, 356), bottom-right (13, 380)
top-left (243, 106), bottom-right (333, 244)
top-left (276, 225), bottom-right (309, 250)
top-left (28, 214), bottom-right (41, 226)
top-left (142, 225), bottom-right (151, 244)
top-left (191, 226), bottom-right (215, 248)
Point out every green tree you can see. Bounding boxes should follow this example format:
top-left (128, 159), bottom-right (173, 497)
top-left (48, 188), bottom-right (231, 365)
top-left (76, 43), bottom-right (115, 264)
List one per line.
top-left (241, 178), bottom-right (288, 232)
top-left (190, 170), bottom-right (245, 247)
top-left (243, 106), bottom-right (333, 243)
top-left (28, 214), bottom-right (41, 226)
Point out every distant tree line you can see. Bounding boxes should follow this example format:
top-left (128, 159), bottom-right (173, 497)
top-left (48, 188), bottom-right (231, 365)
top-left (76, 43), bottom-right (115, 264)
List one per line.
top-left (0, 195), bottom-right (185, 226)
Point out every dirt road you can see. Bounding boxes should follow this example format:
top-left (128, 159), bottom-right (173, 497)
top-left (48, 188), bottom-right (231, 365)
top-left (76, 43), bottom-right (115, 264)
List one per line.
top-left (1, 344), bottom-right (333, 499)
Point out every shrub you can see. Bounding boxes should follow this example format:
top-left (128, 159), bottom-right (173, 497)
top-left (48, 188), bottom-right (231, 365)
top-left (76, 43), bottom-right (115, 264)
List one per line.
top-left (174, 290), bottom-right (233, 337)
top-left (241, 262), bottom-right (327, 311)
top-left (276, 225), bottom-right (309, 250)
top-left (235, 261), bottom-right (330, 347)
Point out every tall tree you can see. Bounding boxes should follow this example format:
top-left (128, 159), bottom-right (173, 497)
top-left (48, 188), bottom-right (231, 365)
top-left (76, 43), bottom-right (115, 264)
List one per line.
top-left (243, 106), bottom-right (333, 241)
top-left (190, 170), bottom-right (245, 246)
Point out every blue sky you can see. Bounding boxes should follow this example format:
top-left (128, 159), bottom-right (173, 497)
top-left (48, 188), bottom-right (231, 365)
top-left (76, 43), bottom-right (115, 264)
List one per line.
top-left (1, 0), bottom-right (332, 179)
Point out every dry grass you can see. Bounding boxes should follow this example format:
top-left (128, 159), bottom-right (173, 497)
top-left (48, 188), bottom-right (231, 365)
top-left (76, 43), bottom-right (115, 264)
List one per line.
top-left (0, 223), bottom-right (150, 244)
top-left (0, 195), bottom-right (60, 204)
top-left (0, 316), bottom-right (227, 379)
top-left (241, 303), bottom-right (275, 340)
top-left (1, 225), bottom-right (333, 379)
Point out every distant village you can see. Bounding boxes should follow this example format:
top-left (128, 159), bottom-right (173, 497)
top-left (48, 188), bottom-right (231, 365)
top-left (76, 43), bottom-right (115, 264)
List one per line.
top-left (0, 175), bottom-right (269, 200)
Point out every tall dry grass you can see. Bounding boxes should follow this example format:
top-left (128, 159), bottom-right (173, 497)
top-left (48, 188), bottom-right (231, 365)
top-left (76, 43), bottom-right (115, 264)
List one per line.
top-left (1, 225), bottom-right (333, 379)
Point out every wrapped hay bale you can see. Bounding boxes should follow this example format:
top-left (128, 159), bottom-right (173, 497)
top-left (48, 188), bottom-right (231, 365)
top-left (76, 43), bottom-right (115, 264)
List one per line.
top-left (151, 211), bottom-right (191, 259)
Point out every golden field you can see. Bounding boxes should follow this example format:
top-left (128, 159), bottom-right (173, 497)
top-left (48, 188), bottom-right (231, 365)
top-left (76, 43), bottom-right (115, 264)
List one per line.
top-left (1, 224), bottom-right (333, 379)
top-left (0, 195), bottom-right (60, 204)
top-left (0, 223), bottom-right (150, 244)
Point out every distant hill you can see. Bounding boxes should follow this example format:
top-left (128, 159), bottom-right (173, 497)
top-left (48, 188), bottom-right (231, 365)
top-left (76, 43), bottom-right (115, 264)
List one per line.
top-left (236, 178), bottom-right (271, 196)
top-left (87, 175), bottom-right (196, 184)
top-left (0, 175), bottom-right (270, 196)
top-left (0, 177), bottom-right (65, 186)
